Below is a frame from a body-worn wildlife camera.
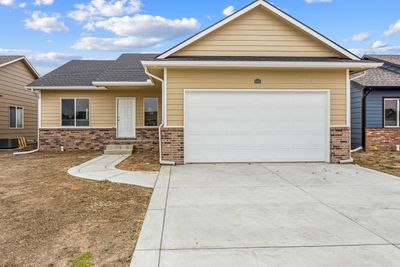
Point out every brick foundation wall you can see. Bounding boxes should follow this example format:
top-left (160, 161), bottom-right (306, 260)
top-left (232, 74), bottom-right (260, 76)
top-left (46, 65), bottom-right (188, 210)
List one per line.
top-left (330, 127), bottom-right (351, 163)
top-left (39, 128), bottom-right (159, 152)
top-left (160, 127), bottom-right (184, 164)
top-left (366, 128), bottom-right (400, 151)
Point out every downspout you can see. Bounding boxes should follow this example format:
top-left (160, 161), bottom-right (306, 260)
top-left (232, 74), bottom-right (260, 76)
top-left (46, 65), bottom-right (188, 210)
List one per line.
top-left (144, 66), bottom-right (175, 165)
top-left (14, 88), bottom-right (40, 155)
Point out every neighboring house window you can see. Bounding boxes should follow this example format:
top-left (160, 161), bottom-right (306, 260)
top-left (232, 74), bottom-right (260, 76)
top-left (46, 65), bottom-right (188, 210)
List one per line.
top-left (384, 98), bottom-right (400, 127)
top-left (61, 98), bottom-right (90, 127)
top-left (144, 98), bottom-right (158, 127)
top-left (9, 106), bottom-right (24, 129)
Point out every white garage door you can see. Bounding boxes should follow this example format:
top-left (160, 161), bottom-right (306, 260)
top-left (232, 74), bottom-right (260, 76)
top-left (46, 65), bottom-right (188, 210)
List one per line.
top-left (184, 90), bottom-right (329, 163)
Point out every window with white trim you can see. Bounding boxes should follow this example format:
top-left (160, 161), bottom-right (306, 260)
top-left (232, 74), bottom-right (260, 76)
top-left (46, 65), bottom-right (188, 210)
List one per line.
top-left (9, 106), bottom-right (24, 129)
top-left (61, 98), bottom-right (90, 127)
top-left (144, 98), bottom-right (158, 127)
top-left (384, 98), bottom-right (400, 127)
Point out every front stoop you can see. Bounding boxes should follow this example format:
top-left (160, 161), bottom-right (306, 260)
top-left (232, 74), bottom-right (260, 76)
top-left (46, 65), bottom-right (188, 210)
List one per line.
top-left (104, 144), bottom-right (133, 155)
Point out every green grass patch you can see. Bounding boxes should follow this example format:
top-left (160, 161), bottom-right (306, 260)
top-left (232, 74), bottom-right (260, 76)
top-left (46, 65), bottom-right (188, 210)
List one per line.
top-left (70, 252), bottom-right (93, 267)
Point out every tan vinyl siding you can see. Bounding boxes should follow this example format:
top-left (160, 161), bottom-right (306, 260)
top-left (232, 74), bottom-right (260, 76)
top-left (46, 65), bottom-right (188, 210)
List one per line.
top-left (173, 6), bottom-right (342, 58)
top-left (166, 68), bottom-right (347, 126)
top-left (40, 88), bottom-right (162, 128)
top-left (0, 61), bottom-right (37, 141)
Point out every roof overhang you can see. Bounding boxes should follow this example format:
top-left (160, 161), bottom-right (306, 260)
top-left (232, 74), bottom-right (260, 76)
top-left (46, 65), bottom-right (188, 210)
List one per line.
top-left (142, 60), bottom-right (383, 70)
top-left (157, 0), bottom-right (360, 60)
top-left (0, 56), bottom-right (40, 78)
top-left (92, 80), bottom-right (154, 87)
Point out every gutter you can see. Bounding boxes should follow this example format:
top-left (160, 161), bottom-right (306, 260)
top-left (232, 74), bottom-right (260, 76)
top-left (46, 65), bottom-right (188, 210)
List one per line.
top-left (26, 86), bottom-right (107, 90)
top-left (142, 60), bottom-right (383, 69)
top-left (144, 65), bottom-right (175, 166)
top-left (92, 80), bottom-right (154, 87)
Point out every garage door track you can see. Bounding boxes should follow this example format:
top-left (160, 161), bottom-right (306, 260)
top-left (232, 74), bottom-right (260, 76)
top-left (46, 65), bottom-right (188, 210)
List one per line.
top-left (132, 163), bottom-right (400, 267)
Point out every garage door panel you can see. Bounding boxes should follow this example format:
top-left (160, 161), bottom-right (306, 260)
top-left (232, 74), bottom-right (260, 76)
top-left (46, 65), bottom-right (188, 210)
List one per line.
top-left (185, 90), bottom-right (329, 163)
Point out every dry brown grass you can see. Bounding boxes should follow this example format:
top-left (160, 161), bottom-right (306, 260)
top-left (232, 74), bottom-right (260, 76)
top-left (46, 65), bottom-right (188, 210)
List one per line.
top-left (353, 151), bottom-right (400, 177)
top-left (117, 150), bottom-right (160, 172)
top-left (0, 151), bottom-right (152, 267)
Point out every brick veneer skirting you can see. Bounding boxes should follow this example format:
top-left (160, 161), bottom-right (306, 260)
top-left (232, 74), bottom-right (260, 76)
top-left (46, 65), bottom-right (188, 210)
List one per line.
top-left (366, 128), bottom-right (400, 151)
top-left (330, 127), bottom-right (351, 163)
top-left (160, 127), bottom-right (184, 165)
top-left (39, 128), bottom-right (159, 152)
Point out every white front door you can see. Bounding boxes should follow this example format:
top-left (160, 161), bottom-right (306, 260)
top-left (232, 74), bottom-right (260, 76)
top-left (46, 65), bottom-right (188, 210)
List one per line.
top-left (184, 90), bottom-right (330, 163)
top-left (117, 97), bottom-right (136, 138)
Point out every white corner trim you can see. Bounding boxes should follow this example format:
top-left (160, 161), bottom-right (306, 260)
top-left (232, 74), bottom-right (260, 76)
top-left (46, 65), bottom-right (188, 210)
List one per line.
top-left (92, 80), bottom-right (154, 87)
top-left (346, 69), bottom-right (351, 127)
top-left (157, 0), bottom-right (359, 60)
top-left (142, 60), bottom-right (383, 69)
top-left (0, 56), bottom-right (40, 78)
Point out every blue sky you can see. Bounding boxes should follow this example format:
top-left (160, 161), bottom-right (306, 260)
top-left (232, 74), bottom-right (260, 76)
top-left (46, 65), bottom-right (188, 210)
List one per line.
top-left (1, 0), bottom-right (399, 74)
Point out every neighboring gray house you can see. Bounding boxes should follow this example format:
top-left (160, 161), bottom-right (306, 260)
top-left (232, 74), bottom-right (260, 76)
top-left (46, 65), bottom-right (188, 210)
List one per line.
top-left (351, 55), bottom-right (400, 150)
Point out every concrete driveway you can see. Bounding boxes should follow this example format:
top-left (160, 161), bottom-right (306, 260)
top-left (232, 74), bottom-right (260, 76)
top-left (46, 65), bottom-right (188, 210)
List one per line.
top-left (132, 163), bottom-right (400, 267)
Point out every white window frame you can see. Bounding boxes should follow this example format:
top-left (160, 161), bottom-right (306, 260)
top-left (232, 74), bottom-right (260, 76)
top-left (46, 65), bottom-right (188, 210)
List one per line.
top-left (384, 98), bottom-right (400, 128)
top-left (60, 98), bottom-right (91, 128)
top-left (9, 106), bottom-right (24, 129)
top-left (143, 97), bottom-right (159, 128)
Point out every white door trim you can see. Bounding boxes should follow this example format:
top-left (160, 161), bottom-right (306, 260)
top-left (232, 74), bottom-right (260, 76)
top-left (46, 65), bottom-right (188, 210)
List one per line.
top-left (184, 89), bottom-right (331, 163)
top-left (116, 97), bottom-right (136, 139)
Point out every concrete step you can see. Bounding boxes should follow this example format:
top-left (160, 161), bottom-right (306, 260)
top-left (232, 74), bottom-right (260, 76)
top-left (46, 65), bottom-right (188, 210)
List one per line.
top-left (104, 144), bottom-right (133, 155)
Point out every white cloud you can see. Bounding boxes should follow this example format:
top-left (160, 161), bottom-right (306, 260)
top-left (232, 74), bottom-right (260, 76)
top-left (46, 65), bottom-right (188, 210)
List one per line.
top-left (0, 48), bottom-right (31, 54)
top-left (93, 15), bottom-right (199, 38)
top-left (33, 0), bottom-right (54, 5)
top-left (223, 5), bottom-right (235, 16)
top-left (349, 44), bottom-right (400, 57)
top-left (72, 36), bottom-right (159, 51)
top-left (0, 0), bottom-right (14, 6)
top-left (68, 0), bottom-right (141, 21)
top-left (19, 2), bottom-right (26, 7)
top-left (24, 11), bottom-right (69, 33)
top-left (372, 40), bottom-right (387, 49)
top-left (351, 32), bottom-right (370, 42)
top-left (28, 52), bottom-right (80, 75)
top-left (384, 20), bottom-right (400, 36)
top-left (305, 0), bottom-right (332, 3)
top-left (74, 14), bottom-right (200, 51)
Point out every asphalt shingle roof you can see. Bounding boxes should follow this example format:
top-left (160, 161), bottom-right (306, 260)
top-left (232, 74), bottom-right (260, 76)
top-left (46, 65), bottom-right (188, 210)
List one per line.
top-left (95, 53), bottom-right (158, 82)
top-left (29, 60), bottom-right (114, 87)
top-left (352, 55), bottom-right (400, 87)
top-left (29, 53), bottom-right (158, 87)
top-left (0, 55), bottom-right (23, 66)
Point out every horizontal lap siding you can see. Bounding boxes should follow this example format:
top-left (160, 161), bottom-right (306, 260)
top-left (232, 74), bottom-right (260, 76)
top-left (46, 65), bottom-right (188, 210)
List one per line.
top-left (365, 88), bottom-right (400, 128)
top-left (0, 61), bottom-right (37, 140)
top-left (41, 88), bottom-right (162, 128)
top-left (166, 68), bottom-right (347, 126)
top-left (351, 82), bottom-right (364, 149)
top-left (173, 7), bottom-right (341, 58)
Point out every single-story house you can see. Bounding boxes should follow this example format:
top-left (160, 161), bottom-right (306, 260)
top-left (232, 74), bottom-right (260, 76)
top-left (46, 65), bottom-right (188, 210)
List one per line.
top-left (351, 55), bottom-right (400, 151)
top-left (0, 56), bottom-right (40, 148)
top-left (27, 0), bottom-right (381, 164)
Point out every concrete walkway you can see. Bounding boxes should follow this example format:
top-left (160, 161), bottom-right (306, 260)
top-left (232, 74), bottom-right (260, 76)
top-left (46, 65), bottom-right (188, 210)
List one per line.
top-left (68, 155), bottom-right (158, 188)
top-left (132, 163), bottom-right (400, 267)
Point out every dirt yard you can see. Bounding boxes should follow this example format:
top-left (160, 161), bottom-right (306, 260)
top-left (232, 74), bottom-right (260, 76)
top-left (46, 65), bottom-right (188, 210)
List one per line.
top-left (117, 150), bottom-right (160, 172)
top-left (0, 151), bottom-right (153, 267)
top-left (353, 151), bottom-right (400, 177)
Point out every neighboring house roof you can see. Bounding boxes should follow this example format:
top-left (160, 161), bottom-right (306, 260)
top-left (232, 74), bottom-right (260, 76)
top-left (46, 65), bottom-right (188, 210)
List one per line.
top-left (157, 0), bottom-right (360, 60)
top-left (0, 55), bottom-right (40, 78)
top-left (352, 55), bottom-right (400, 87)
top-left (28, 53), bottom-right (157, 88)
